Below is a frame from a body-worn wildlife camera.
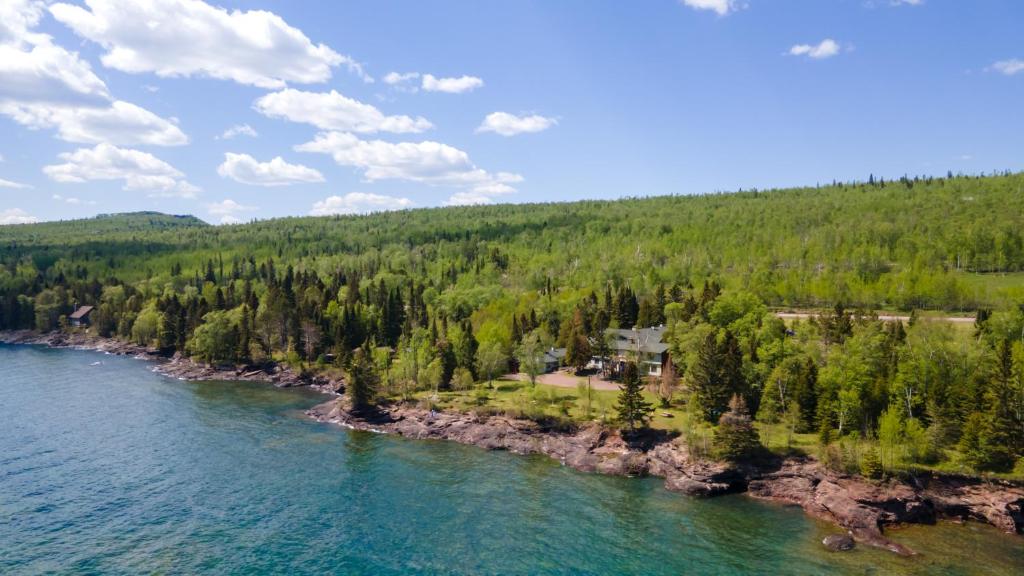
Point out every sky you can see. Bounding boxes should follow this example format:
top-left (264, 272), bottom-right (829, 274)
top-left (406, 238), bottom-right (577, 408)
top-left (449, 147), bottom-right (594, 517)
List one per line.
top-left (0, 0), bottom-right (1022, 226)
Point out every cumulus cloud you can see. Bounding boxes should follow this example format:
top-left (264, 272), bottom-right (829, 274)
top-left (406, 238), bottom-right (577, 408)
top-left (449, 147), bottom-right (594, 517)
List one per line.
top-left (421, 74), bottom-right (483, 94)
top-left (0, 208), bottom-right (38, 225)
top-left (296, 131), bottom-right (522, 204)
top-left (477, 112), bottom-right (557, 136)
top-left (207, 199), bottom-right (255, 224)
top-left (43, 143), bottom-right (199, 198)
top-left (310, 192), bottom-right (413, 216)
top-left (254, 89), bottom-right (432, 133)
top-left (49, 0), bottom-right (364, 88)
top-left (788, 39), bottom-right (841, 60)
top-left (382, 70), bottom-right (417, 89)
top-left (1, 100), bottom-right (187, 146)
top-left (0, 0), bottom-right (187, 146)
top-left (680, 0), bottom-right (737, 16)
top-left (217, 152), bottom-right (324, 187)
top-left (218, 124), bottom-right (258, 140)
top-left (991, 59), bottom-right (1024, 76)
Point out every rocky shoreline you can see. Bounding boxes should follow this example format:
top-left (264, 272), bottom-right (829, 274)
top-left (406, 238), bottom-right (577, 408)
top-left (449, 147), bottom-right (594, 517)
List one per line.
top-left (0, 329), bottom-right (344, 394)
top-left (306, 399), bottom-right (1024, 556)
top-left (4, 329), bottom-right (1022, 555)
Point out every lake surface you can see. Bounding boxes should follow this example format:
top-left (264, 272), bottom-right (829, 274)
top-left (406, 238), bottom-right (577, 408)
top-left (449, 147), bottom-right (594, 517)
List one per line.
top-left (2, 344), bottom-right (1022, 575)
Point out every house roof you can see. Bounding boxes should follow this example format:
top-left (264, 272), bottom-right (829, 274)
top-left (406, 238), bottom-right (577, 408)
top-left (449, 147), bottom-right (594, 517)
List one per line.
top-left (543, 348), bottom-right (566, 363)
top-left (607, 326), bottom-right (668, 354)
top-left (69, 305), bottom-right (95, 319)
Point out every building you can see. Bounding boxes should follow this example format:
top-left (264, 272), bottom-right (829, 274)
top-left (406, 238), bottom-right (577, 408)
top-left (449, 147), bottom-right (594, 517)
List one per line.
top-left (69, 305), bottom-right (95, 327)
top-left (542, 347), bottom-right (566, 373)
top-left (598, 326), bottom-right (669, 377)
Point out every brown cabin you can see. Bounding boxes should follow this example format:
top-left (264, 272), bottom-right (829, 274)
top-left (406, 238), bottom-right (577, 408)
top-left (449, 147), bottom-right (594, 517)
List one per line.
top-left (69, 305), bottom-right (95, 327)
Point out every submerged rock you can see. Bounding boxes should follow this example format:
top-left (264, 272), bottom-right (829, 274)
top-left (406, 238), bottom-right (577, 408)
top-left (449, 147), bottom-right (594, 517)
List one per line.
top-left (822, 533), bottom-right (855, 552)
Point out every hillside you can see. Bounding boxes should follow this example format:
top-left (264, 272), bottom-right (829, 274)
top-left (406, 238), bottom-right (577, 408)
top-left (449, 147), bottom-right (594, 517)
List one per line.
top-left (2, 171), bottom-right (1024, 478)
top-left (3, 172), bottom-right (1023, 310)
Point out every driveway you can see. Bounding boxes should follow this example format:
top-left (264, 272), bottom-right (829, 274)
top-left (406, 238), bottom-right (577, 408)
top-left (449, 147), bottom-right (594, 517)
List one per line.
top-left (512, 370), bottom-right (622, 391)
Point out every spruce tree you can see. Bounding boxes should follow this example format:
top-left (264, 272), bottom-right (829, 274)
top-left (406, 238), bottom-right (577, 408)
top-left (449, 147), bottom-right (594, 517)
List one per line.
top-left (713, 395), bottom-right (761, 461)
top-left (616, 361), bottom-right (653, 432)
top-left (348, 347), bottom-right (379, 413)
top-left (691, 331), bottom-right (728, 422)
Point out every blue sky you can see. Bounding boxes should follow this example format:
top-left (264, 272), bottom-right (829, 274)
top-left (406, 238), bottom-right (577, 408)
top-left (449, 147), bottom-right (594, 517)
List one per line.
top-left (0, 0), bottom-right (1021, 225)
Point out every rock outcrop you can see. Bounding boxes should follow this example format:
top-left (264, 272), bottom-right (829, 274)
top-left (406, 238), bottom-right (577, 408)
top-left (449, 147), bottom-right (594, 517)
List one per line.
top-left (308, 399), bottom-right (1024, 556)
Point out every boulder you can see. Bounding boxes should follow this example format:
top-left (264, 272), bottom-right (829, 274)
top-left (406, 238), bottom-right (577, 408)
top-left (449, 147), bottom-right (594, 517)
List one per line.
top-left (822, 533), bottom-right (855, 552)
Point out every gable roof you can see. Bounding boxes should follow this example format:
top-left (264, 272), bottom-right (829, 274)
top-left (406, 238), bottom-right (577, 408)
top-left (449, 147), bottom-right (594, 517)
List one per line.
top-left (607, 326), bottom-right (668, 355)
top-left (69, 305), bottom-right (95, 319)
top-left (543, 348), bottom-right (567, 363)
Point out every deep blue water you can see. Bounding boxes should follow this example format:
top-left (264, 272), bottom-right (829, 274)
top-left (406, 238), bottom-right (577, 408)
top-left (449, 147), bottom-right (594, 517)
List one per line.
top-left (2, 344), bottom-right (1022, 575)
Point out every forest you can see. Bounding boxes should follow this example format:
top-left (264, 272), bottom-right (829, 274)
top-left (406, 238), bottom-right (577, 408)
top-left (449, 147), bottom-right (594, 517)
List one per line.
top-left (2, 171), bottom-right (1024, 476)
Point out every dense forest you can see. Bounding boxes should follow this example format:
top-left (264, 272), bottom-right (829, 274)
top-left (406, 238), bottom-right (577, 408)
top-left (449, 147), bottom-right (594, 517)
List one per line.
top-left (2, 172), bottom-right (1024, 475)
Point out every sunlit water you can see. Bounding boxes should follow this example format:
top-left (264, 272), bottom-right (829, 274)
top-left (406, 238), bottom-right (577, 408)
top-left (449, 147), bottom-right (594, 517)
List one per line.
top-left (1, 344), bottom-right (1021, 575)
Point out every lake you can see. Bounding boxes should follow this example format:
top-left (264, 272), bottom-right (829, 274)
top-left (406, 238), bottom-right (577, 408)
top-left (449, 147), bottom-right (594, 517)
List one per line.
top-left (2, 344), bottom-right (1021, 575)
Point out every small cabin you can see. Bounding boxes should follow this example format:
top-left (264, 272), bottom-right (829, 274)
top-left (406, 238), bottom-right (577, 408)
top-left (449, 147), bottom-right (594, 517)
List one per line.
top-left (69, 305), bottom-right (95, 327)
top-left (543, 347), bottom-right (566, 373)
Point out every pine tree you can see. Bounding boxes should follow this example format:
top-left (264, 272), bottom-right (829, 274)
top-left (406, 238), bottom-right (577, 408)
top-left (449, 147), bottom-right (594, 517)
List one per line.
top-left (348, 347), bottom-right (379, 412)
top-left (713, 395), bottom-right (761, 461)
top-left (691, 330), bottom-right (729, 423)
top-left (616, 361), bottom-right (653, 432)
top-left (860, 446), bottom-right (884, 479)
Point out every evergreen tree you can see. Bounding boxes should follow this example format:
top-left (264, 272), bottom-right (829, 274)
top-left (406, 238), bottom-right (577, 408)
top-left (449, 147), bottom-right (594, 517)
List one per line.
top-left (616, 361), bottom-right (654, 431)
top-left (348, 347), bottom-right (379, 412)
top-left (713, 395), bottom-right (761, 461)
top-left (691, 331), bottom-right (729, 423)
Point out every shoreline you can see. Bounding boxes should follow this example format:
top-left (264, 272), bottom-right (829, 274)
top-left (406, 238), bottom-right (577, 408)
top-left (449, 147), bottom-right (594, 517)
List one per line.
top-left (4, 329), bottom-right (1022, 555)
top-left (0, 329), bottom-right (343, 395)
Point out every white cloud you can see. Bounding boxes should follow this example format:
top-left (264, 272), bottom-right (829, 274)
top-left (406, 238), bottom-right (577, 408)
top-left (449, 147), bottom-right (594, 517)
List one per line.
top-left (1, 100), bottom-right (187, 146)
top-left (296, 131), bottom-right (522, 203)
top-left (310, 192), bottom-right (413, 216)
top-left (891, 0), bottom-right (923, 5)
top-left (52, 193), bottom-right (96, 205)
top-left (49, 0), bottom-right (363, 88)
top-left (477, 112), bottom-right (557, 136)
top-left (43, 143), bottom-right (199, 198)
top-left (0, 208), bottom-right (38, 225)
top-left (218, 124), bottom-right (258, 140)
top-left (680, 0), bottom-right (736, 16)
top-left (0, 0), bottom-right (187, 146)
top-left (421, 74), bottom-right (483, 94)
top-left (384, 71), bottom-right (419, 85)
top-left (445, 192), bottom-right (496, 206)
top-left (254, 89), bottom-right (432, 133)
top-left (991, 59), bottom-right (1024, 76)
top-left (0, 39), bottom-right (110, 105)
top-left (788, 39), bottom-right (841, 60)
top-left (208, 199), bottom-right (256, 224)
top-left (207, 199), bottom-right (255, 215)
top-left (0, 177), bottom-right (31, 189)
top-left (217, 153), bottom-right (324, 187)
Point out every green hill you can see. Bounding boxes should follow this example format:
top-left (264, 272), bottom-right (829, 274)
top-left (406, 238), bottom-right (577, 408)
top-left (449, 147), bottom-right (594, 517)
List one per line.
top-left (3, 172), bottom-right (1024, 476)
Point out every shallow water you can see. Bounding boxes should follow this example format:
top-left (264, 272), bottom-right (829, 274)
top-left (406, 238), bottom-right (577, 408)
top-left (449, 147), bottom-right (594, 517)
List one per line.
top-left (1, 344), bottom-right (1021, 575)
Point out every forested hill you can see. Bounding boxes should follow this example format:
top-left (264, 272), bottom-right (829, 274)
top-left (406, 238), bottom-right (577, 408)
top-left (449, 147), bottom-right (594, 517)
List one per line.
top-left (4, 172), bottom-right (1023, 311)
top-left (5, 172), bottom-right (1024, 475)
top-left (2, 212), bottom-right (207, 245)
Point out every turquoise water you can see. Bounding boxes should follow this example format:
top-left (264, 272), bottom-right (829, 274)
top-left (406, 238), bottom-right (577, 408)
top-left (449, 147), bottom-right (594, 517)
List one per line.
top-left (1, 345), bottom-right (1022, 575)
